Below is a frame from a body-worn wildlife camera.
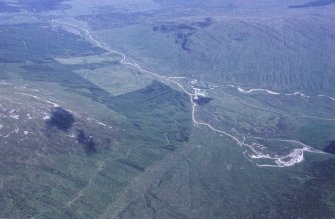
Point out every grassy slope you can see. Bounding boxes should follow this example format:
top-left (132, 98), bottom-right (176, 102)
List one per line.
top-left (0, 1), bottom-right (334, 218)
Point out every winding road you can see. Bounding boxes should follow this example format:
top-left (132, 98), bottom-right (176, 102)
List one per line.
top-left (52, 20), bottom-right (328, 168)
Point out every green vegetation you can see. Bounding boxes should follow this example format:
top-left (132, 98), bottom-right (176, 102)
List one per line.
top-left (0, 0), bottom-right (334, 218)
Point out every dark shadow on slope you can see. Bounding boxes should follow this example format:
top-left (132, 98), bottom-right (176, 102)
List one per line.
top-left (77, 130), bottom-right (97, 155)
top-left (161, 144), bottom-right (177, 152)
top-left (117, 159), bottom-right (145, 172)
top-left (193, 96), bottom-right (213, 106)
top-left (324, 141), bottom-right (335, 154)
top-left (193, 17), bottom-right (214, 28)
top-left (108, 80), bottom-right (193, 144)
top-left (153, 18), bottom-right (214, 53)
top-left (23, 62), bottom-right (192, 147)
top-left (46, 107), bottom-right (74, 131)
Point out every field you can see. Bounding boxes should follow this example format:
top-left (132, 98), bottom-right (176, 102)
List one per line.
top-left (0, 0), bottom-right (335, 218)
